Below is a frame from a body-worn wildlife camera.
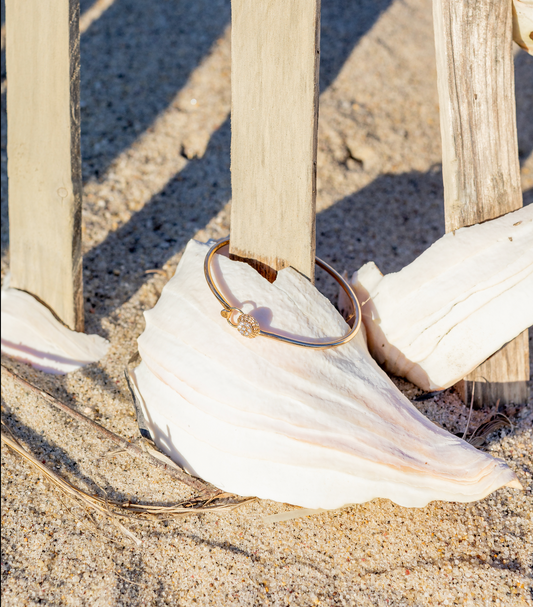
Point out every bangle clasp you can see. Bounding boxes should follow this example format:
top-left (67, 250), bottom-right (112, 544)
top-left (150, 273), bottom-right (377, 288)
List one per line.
top-left (205, 238), bottom-right (361, 349)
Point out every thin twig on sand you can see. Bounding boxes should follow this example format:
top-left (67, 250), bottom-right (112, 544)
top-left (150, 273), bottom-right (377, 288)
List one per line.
top-left (1, 426), bottom-right (254, 544)
top-left (1, 363), bottom-right (210, 494)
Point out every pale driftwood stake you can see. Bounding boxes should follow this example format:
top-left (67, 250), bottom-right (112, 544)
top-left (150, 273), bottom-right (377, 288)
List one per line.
top-left (456, 331), bottom-right (530, 407)
top-left (433, 0), bottom-right (529, 406)
top-left (6, 0), bottom-right (83, 331)
top-left (230, 0), bottom-right (320, 282)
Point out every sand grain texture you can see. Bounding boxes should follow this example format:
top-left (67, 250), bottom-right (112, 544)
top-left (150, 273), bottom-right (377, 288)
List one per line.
top-left (1, 0), bottom-right (532, 604)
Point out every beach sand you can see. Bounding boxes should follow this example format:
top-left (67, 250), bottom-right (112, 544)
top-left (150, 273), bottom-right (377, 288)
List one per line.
top-left (1, 0), bottom-right (532, 604)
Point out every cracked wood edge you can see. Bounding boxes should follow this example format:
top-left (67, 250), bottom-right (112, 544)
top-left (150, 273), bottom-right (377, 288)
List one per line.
top-left (229, 0), bottom-right (320, 282)
top-left (6, 0), bottom-right (83, 330)
top-left (433, 0), bottom-right (529, 405)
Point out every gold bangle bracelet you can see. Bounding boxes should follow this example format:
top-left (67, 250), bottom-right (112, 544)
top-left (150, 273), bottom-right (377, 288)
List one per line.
top-left (203, 239), bottom-right (362, 349)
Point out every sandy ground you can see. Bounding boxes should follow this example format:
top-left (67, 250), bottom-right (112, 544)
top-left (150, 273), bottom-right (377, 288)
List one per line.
top-left (1, 0), bottom-right (533, 605)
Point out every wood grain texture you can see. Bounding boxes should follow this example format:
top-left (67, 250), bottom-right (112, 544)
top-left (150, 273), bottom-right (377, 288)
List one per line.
top-left (6, 0), bottom-right (83, 331)
top-left (457, 330), bottom-right (530, 408)
top-left (433, 0), bottom-right (528, 404)
top-left (433, 0), bottom-right (522, 231)
top-left (229, 0), bottom-right (320, 281)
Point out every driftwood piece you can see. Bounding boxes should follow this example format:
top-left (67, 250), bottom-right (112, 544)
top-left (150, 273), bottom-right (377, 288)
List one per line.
top-left (229, 0), bottom-right (320, 282)
top-left (6, 0), bottom-right (83, 330)
top-left (432, 0), bottom-right (529, 406)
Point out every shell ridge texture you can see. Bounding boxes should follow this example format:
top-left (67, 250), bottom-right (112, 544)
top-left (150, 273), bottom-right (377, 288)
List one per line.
top-left (140, 304), bottom-right (450, 456)
top-left (139, 346), bottom-right (474, 475)
top-left (397, 262), bottom-right (533, 362)
top-left (134, 361), bottom-right (516, 506)
top-left (370, 220), bottom-right (533, 347)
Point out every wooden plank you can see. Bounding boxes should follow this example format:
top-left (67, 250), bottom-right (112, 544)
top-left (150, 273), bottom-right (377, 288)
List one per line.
top-left (229, 0), bottom-right (320, 282)
top-left (433, 0), bottom-right (529, 405)
top-left (457, 331), bottom-right (530, 408)
top-left (6, 0), bottom-right (83, 331)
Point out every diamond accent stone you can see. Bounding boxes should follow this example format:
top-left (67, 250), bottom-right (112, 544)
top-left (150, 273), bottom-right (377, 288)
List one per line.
top-left (236, 314), bottom-right (260, 338)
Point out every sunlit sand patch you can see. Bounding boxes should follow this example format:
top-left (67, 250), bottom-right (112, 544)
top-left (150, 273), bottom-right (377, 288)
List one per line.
top-left (81, 26), bottom-right (232, 252)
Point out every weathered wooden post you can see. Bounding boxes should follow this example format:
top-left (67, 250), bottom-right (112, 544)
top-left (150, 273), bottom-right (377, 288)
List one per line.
top-left (6, 0), bottom-right (83, 331)
top-left (229, 0), bottom-right (320, 283)
top-left (433, 0), bottom-right (529, 406)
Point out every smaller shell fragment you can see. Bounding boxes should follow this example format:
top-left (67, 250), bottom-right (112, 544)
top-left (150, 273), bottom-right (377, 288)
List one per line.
top-left (1, 287), bottom-right (109, 374)
top-left (344, 206), bottom-right (533, 391)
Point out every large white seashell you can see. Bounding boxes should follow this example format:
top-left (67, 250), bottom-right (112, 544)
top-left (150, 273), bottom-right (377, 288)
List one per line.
top-left (133, 239), bottom-right (521, 509)
top-left (345, 206), bottom-right (533, 392)
top-left (513, 0), bottom-right (533, 55)
top-left (1, 287), bottom-right (109, 374)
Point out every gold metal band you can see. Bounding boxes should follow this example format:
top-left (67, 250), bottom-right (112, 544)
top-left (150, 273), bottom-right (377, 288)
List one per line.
top-left (204, 239), bottom-right (361, 349)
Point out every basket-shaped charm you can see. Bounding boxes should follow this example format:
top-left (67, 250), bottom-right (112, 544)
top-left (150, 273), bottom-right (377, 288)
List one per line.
top-left (236, 314), bottom-right (260, 338)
